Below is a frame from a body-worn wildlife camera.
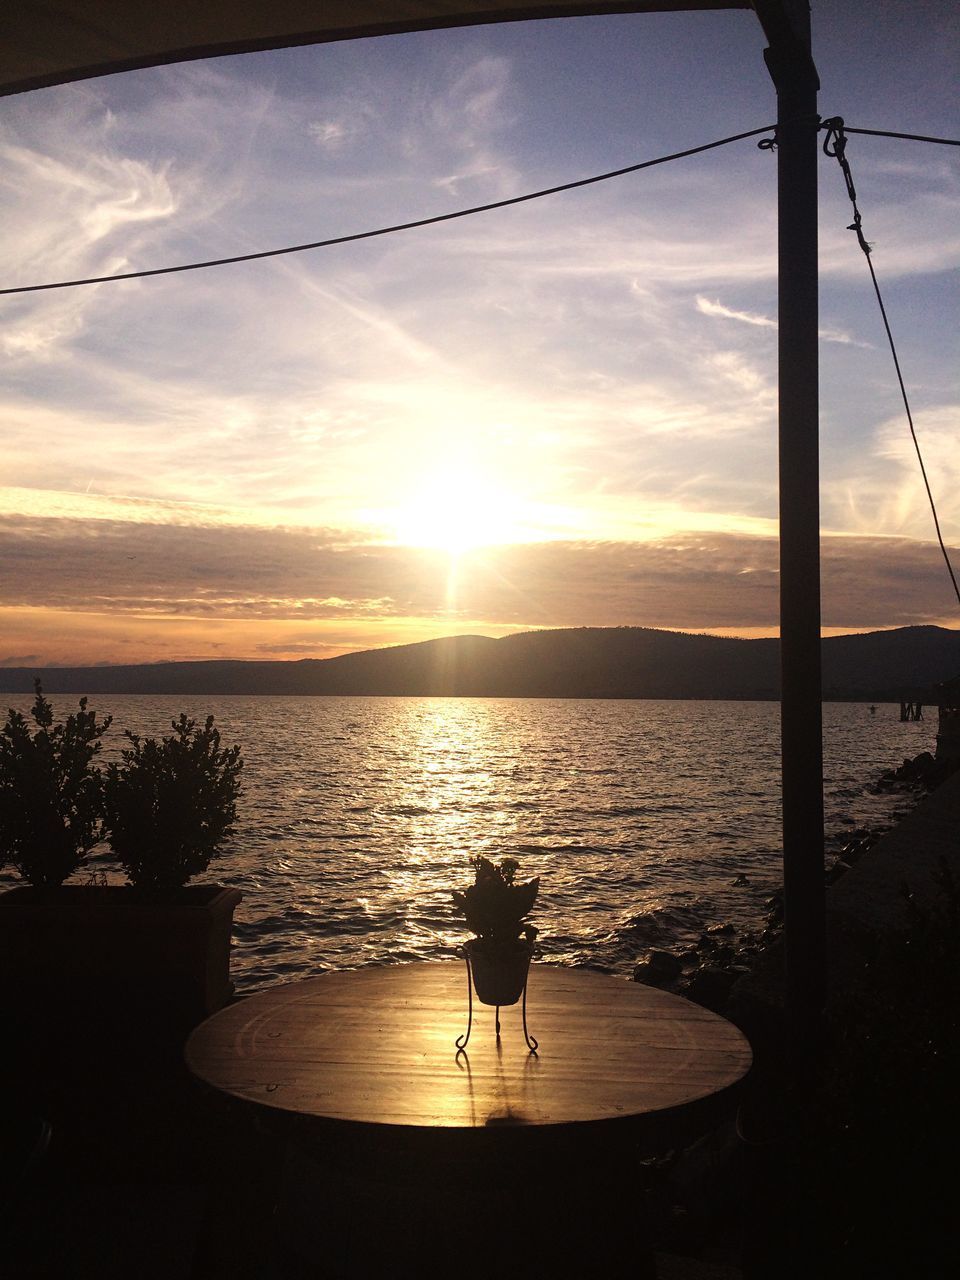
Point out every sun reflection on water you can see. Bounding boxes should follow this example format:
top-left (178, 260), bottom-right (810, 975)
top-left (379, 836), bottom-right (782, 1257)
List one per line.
top-left (0, 692), bottom-right (935, 990)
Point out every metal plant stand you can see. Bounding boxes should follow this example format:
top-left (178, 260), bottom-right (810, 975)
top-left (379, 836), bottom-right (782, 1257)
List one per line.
top-left (455, 948), bottom-right (538, 1055)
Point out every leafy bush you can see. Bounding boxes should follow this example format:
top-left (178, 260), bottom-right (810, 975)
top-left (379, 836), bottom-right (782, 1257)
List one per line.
top-left (452, 856), bottom-right (539, 949)
top-left (103, 714), bottom-right (242, 890)
top-left (0, 681), bottom-right (112, 887)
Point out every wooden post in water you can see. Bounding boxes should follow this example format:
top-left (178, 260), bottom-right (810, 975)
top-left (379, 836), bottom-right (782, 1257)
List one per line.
top-left (756, 0), bottom-right (825, 1044)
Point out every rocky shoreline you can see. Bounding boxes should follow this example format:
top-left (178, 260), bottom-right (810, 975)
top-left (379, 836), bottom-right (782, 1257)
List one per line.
top-left (631, 746), bottom-right (953, 1018)
top-left (640, 750), bottom-right (960, 1277)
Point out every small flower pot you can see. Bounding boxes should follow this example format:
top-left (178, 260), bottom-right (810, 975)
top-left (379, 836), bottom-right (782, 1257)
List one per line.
top-left (465, 939), bottom-right (533, 1007)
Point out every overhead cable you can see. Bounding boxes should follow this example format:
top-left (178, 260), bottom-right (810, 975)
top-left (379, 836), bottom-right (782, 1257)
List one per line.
top-left (3, 113), bottom-right (957, 298)
top-left (2, 118), bottom-right (953, 301)
top-left (839, 125), bottom-right (959, 147)
top-left (0, 125), bottom-right (776, 297)
top-left (821, 116), bottom-right (960, 610)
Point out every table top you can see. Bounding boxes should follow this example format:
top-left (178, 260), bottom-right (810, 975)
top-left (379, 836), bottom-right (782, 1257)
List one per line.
top-left (186, 963), bottom-right (752, 1134)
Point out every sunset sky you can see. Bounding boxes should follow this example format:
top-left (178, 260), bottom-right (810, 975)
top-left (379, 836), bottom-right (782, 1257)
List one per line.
top-left (1, 1), bottom-right (958, 667)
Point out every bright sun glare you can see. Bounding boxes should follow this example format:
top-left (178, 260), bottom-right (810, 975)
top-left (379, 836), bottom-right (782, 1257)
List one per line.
top-left (393, 465), bottom-right (527, 554)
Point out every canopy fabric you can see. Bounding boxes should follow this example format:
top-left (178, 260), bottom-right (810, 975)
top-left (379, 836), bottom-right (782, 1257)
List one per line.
top-left (1, 2), bottom-right (754, 98)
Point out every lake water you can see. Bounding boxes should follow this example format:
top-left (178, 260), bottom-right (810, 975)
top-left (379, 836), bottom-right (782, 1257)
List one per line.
top-left (0, 694), bottom-right (934, 991)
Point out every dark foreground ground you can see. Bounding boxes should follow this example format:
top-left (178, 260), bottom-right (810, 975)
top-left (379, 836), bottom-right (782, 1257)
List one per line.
top-left (3, 774), bottom-right (959, 1279)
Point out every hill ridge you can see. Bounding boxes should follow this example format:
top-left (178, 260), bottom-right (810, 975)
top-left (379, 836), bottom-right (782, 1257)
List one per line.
top-left (2, 625), bottom-right (958, 701)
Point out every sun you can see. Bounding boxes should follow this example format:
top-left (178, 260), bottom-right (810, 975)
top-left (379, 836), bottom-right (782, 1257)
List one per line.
top-left (393, 464), bottom-right (527, 554)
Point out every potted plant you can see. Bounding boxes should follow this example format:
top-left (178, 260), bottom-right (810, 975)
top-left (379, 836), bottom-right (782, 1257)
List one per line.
top-left (0, 697), bottom-right (245, 1055)
top-left (97, 713), bottom-right (245, 1026)
top-left (452, 855), bottom-right (540, 1007)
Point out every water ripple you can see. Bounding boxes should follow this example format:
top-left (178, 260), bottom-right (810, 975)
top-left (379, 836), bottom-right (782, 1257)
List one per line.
top-left (0, 693), bottom-right (931, 990)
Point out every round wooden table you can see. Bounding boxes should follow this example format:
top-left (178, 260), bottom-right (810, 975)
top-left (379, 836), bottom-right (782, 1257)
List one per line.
top-left (187, 962), bottom-right (751, 1138)
top-left (187, 964), bottom-right (752, 1273)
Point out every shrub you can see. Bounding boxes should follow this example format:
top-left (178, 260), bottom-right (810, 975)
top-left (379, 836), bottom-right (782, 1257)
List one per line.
top-left (0, 681), bottom-right (111, 887)
top-left (103, 714), bottom-right (243, 891)
top-left (452, 855), bottom-right (539, 950)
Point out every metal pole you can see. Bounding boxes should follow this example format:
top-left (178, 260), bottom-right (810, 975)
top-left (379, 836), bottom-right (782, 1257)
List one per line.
top-left (759, 1), bottom-right (825, 1043)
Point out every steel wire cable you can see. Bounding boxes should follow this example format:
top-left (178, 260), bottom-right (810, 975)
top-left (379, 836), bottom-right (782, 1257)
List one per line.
top-left (3, 120), bottom-right (955, 299)
top-left (840, 126), bottom-right (959, 147)
top-left (821, 117), bottom-right (960, 610)
top-left (0, 125), bottom-right (778, 296)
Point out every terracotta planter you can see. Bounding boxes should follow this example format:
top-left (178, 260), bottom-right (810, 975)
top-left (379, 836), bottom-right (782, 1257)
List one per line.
top-left (465, 939), bottom-right (533, 1007)
top-left (0, 883), bottom-right (242, 1057)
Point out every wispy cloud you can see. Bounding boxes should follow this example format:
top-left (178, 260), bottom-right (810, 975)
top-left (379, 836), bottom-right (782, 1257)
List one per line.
top-left (308, 120), bottom-right (348, 149)
top-left (697, 295), bottom-right (867, 346)
top-left (1, 11), bottom-right (956, 664)
top-left (697, 296), bottom-right (776, 329)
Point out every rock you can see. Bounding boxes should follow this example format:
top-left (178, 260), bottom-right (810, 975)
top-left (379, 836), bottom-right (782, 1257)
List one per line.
top-left (668, 1120), bottom-right (745, 1215)
top-left (683, 966), bottom-right (739, 1012)
top-left (840, 838), bottom-right (867, 864)
top-left (633, 950), bottom-right (682, 987)
top-left (825, 858), bottom-right (851, 885)
top-left (895, 752), bottom-right (936, 782)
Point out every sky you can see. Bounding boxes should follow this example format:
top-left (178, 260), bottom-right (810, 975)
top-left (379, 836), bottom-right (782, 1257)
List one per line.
top-left (1, 1), bottom-right (958, 667)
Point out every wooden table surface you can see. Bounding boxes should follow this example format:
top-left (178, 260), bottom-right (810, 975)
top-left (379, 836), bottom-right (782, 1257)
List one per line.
top-left (186, 963), bottom-right (752, 1136)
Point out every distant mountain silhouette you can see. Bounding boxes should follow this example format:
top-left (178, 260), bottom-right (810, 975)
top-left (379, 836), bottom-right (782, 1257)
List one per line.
top-left (2, 625), bottom-right (959, 701)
